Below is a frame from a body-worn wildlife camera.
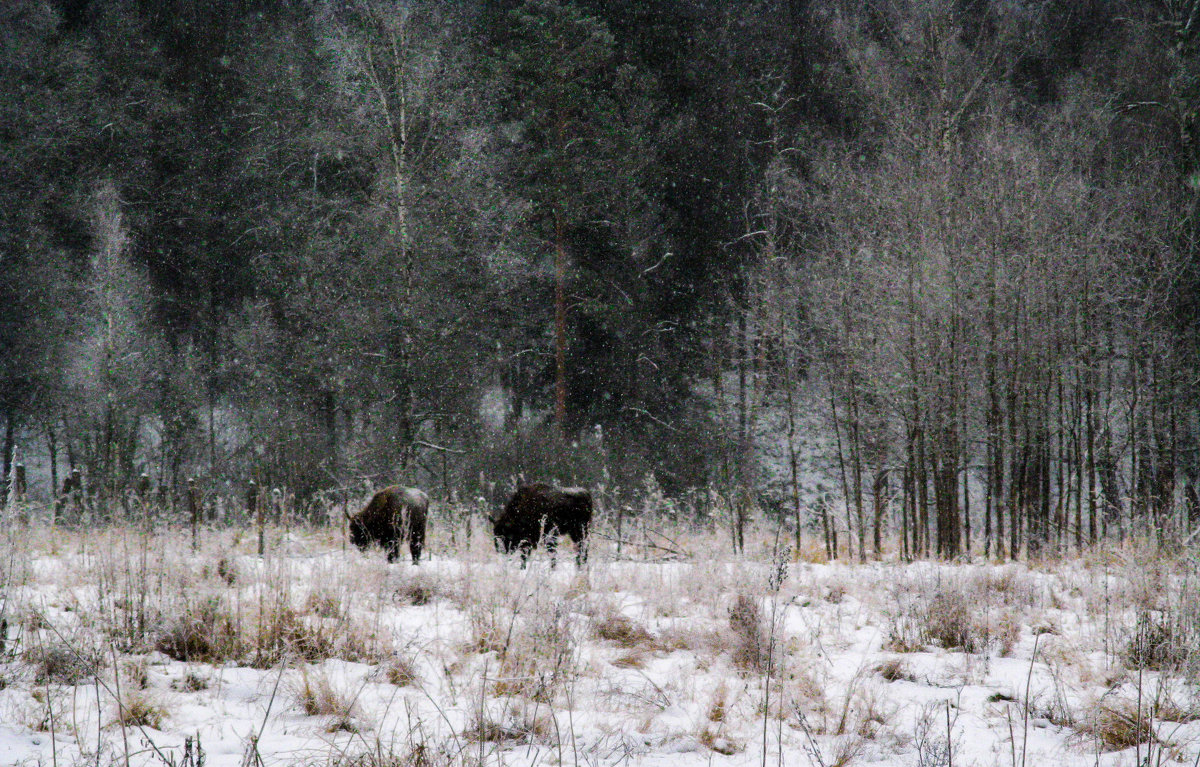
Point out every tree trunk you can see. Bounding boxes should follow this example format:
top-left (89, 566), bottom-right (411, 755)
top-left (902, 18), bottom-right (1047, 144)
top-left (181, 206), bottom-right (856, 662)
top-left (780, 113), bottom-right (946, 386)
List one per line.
top-left (873, 469), bottom-right (887, 558)
top-left (47, 423), bottom-right (59, 511)
top-left (554, 206), bottom-right (568, 435)
top-left (830, 385), bottom-right (853, 561)
top-left (785, 382), bottom-right (803, 556)
top-left (849, 388), bottom-right (865, 563)
top-left (2, 410), bottom-right (13, 502)
top-left (364, 10), bottom-right (417, 473)
top-left (917, 426), bottom-right (929, 558)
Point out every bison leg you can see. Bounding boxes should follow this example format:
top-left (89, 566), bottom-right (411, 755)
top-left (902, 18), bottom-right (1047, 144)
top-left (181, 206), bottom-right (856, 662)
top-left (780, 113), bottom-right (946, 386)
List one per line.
top-left (409, 524), bottom-right (425, 564)
top-left (517, 539), bottom-right (533, 569)
top-left (560, 522), bottom-right (589, 566)
top-left (574, 531), bottom-right (589, 566)
top-left (386, 540), bottom-right (401, 563)
top-left (545, 529), bottom-right (560, 569)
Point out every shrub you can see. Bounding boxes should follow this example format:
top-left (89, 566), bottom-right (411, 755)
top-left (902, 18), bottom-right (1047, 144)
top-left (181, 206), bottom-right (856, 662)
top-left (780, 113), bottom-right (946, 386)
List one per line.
top-left (216, 557), bottom-right (238, 586)
top-left (1124, 612), bottom-right (1195, 672)
top-left (729, 594), bottom-right (769, 672)
top-left (885, 574), bottom-right (1017, 655)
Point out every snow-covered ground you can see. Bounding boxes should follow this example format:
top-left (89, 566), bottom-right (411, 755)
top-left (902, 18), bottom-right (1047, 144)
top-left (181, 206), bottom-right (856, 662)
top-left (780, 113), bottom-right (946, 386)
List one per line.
top-left (1, 524), bottom-right (1197, 767)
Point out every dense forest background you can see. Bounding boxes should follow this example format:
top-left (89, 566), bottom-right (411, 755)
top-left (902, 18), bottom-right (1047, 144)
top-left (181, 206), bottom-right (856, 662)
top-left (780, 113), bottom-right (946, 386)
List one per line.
top-left (2, 0), bottom-right (1199, 559)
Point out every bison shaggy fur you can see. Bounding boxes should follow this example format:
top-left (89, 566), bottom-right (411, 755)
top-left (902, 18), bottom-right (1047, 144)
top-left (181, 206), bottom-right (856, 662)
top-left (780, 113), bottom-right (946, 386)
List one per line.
top-left (347, 486), bottom-right (428, 563)
top-left (493, 483), bottom-right (593, 566)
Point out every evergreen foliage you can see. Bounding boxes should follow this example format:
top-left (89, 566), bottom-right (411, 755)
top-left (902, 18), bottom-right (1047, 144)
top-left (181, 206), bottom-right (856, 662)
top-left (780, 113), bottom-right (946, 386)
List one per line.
top-left (0, 0), bottom-right (1196, 554)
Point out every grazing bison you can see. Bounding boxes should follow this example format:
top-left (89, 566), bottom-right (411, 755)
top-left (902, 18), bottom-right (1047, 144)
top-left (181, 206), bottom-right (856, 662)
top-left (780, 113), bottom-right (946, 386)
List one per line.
top-left (345, 486), bottom-right (428, 564)
top-left (492, 484), bottom-right (593, 567)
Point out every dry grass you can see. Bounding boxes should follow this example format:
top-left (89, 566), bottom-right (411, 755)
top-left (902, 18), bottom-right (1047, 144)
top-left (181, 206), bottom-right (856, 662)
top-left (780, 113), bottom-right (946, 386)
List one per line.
top-left (381, 654), bottom-right (419, 687)
top-left (1155, 689), bottom-right (1200, 723)
top-left (172, 670), bottom-right (210, 692)
top-left (1123, 610), bottom-right (1198, 672)
top-left (458, 567), bottom-right (583, 702)
top-left (489, 600), bottom-right (577, 701)
top-left (114, 689), bottom-right (168, 729)
top-left (293, 666), bottom-right (361, 733)
top-left (305, 586), bottom-right (344, 619)
top-left (463, 705), bottom-right (554, 744)
top-left (885, 572), bottom-right (1021, 655)
top-left (728, 594), bottom-right (769, 672)
top-left (610, 649), bottom-right (650, 668)
top-left (590, 607), bottom-right (656, 649)
top-left (1077, 699), bottom-right (1160, 751)
top-left (6, 521), bottom-right (1200, 767)
top-left (874, 657), bottom-right (913, 683)
top-left (320, 738), bottom-right (463, 767)
top-left (24, 640), bottom-right (104, 685)
top-left (18, 687), bottom-right (68, 732)
top-left (394, 570), bottom-right (449, 606)
top-left (697, 727), bottom-right (741, 755)
top-left (122, 657), bottom-right (150, 689)
top-left (656, 624), bottom-right (723, 655)
top-left (156, 595), bottom-right (246, 663)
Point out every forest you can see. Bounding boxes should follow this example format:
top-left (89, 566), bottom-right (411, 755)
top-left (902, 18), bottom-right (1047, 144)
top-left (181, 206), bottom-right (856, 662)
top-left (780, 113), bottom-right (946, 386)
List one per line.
top-left (1, 0), bottom-right (1198, 560)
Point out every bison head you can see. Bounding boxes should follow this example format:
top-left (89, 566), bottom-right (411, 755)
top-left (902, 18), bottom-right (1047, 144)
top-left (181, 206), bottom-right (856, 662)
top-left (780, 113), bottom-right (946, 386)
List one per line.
top-left (490, 513), bottom-right (509, 552)
top-left (345, 510), bottom-right (370, 550)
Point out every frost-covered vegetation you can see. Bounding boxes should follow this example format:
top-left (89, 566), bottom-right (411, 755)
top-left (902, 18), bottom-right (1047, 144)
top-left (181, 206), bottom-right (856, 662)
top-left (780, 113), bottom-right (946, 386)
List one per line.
top-left (3, 517), bottom-right (1200, 767)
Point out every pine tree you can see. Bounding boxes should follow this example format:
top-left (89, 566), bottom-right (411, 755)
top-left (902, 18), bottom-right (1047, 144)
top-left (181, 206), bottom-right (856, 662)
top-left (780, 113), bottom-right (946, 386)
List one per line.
top-left (497, 0), bottom-right (629, 435)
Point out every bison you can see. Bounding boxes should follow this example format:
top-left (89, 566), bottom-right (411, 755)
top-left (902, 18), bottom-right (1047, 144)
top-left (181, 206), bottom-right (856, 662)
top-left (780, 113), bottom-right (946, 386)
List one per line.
top-left (492, 483), bottom-right (593, 567)
top-left (345, 486), bottom-right (428, 564)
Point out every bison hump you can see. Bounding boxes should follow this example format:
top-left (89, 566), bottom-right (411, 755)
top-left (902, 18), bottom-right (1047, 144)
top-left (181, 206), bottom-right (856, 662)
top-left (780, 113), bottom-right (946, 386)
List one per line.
top-left (398, 487), bottom-right (428, 507)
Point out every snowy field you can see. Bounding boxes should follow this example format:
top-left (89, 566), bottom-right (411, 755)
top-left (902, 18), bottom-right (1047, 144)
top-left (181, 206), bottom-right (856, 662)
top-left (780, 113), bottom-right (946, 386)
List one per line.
top-left (1, 523), bottom-right (1199, 767)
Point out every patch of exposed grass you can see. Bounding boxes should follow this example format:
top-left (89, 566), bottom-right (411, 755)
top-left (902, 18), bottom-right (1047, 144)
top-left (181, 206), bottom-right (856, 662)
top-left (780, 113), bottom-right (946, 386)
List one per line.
top-left (156, 595), bottom-right (245, 663)
top-left (115, 690), bottom-right (168, 729)
top-left (293, 666), bottom-right (361, 733)
top-left (463, 707), bottom-right (553, 745)
top-left (729, 594), bottom-right (769, 672)
top-left (1079, 700), bottom-right (1159, 752)
top-left (1124, 611), bottom-right (1197, 672)
top-left (885, 574), bottom-right (1020, 655)
top-left (24, 641), bottom-right (104, 685)
top-left (172, 670), bottom-right (210, 692)
top-left (591, 610), bottom-right (655, 649)
top-left (874, 657), bottom-right (913, 683)
top-left (611, 649), bottom-right (649, 669)
top-left (382, 654), bottom-right (419, 687)
top-left (305, 587), bottom-right (343, 619)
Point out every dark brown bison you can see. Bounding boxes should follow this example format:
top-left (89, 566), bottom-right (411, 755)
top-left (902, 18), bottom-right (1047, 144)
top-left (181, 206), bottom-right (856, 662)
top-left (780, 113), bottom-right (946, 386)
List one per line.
top-left (492, 484), bottom-right (593, 566)
top-left (345, 486), bottom-right (428, 563)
